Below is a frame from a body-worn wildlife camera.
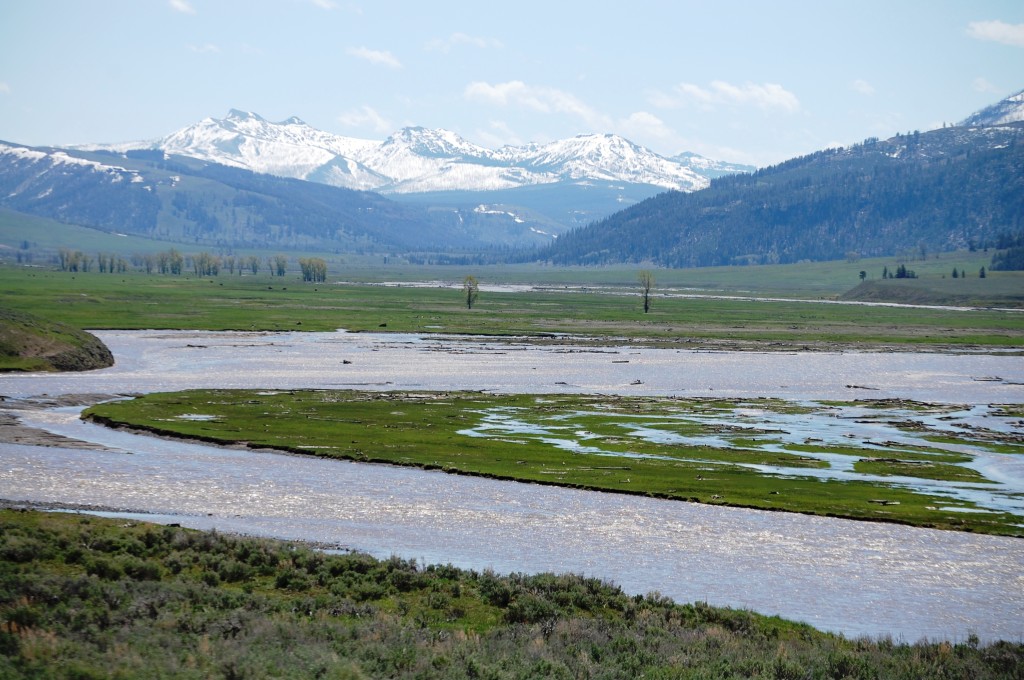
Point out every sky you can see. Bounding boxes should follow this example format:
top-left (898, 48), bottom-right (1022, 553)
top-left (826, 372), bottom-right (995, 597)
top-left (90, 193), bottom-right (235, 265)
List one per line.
top-left (1, 0), bottom-right (1022, 168)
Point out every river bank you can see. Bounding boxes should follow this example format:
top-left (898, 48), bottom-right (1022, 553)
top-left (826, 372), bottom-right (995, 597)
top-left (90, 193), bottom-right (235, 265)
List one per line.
top-left (6, 508), bottom-right (1021, 679)
top-left (2, 330), bottom-right (1023, 641)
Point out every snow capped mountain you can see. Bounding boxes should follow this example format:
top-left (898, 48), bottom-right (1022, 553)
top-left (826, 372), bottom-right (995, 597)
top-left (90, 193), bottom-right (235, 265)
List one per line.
top-left (359, 126), bottom-right (531, 192)
top-left (669, 152), bottom-right (756, 179)
top-left (959, 89), bottom-right (1024, 127)
top-left (156, 109), bottom-right (383, 189)
top-left (497, 134), bottom-right (708, 190)
top-left (92, 110), bottom-right (729, 195)
top-left (383, 126), bottom-right (492, 160)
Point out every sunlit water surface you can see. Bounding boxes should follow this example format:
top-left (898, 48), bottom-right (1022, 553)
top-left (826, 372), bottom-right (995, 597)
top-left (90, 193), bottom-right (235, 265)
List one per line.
top-left (1, 330), bottom-right (1023, 642)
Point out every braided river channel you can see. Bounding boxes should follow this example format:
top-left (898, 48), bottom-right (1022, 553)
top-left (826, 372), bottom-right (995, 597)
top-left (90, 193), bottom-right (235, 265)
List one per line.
top-left (2, 330), bottom-right (1023, 642)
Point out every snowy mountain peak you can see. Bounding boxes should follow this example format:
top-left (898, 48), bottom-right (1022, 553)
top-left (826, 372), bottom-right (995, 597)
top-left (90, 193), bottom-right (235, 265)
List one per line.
top-left (959, 88), bottom-right (1024, 127)
top-left (504, 133), bottom-right (707, 190)
top-left (90, 109), bottom-right (743, 194)
top-left (529, 133), bottom-right (647, 164)
top-left (382, 126), bottom-right (489, 160)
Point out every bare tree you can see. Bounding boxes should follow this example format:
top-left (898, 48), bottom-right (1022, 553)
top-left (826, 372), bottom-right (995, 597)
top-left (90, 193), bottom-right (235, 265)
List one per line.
top-left (463, 275), bottom-right (479, 309)
top-left (638, 270), bottom-right (655, 313)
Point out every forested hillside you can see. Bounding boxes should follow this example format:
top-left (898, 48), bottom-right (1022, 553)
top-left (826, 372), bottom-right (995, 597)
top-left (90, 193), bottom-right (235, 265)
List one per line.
top-left (540, 123), bottom-right (1024, 267)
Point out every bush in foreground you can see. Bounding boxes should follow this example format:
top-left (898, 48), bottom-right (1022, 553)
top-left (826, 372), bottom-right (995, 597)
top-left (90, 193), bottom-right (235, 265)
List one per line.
top-left (0, 509), bottom-right (1020, 679)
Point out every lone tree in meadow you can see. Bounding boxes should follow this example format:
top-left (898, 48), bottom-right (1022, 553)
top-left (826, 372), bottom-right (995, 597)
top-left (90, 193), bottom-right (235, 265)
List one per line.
top-left (272, 254), bottom-right (288, 277)
top-left (638, 270), bottom-right (655, 313)
top-left (299, 257), bottom-right (327, 283)
top-left (463, 275), bottom-right (479, 309)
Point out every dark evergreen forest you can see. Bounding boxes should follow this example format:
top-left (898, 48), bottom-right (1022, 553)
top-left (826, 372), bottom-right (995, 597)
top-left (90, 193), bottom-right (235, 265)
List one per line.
top-left (540, 124), bottom-right (1024, 267)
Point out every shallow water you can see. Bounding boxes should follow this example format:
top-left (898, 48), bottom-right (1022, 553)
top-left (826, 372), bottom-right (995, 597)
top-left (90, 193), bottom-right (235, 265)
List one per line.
top-left (2, 329), bottom-right (1022, 402)
top-left (1, 330), bottom-right (1023, 643)
top-left (456, 402), bottom-right (1024, 515)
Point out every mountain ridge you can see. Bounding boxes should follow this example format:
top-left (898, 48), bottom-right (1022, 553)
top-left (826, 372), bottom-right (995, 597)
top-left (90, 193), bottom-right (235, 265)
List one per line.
top-left (539, 116), bottom-right (1024, 267)
top-left (959, 88), bottom-right (1024, 127)
top-left (77, 110), bottom-right (753, 195)
top-left (6, 89), bottom-right (1020, 266)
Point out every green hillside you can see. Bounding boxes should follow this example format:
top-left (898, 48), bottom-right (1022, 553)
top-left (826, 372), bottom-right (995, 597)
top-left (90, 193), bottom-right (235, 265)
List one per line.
top-left (0, 307), bottom-right (113, 372)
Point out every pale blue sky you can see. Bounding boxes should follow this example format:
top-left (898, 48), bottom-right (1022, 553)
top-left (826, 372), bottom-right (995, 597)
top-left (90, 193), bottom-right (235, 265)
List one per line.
top-left (1, 0), bottom-right (1022, 166)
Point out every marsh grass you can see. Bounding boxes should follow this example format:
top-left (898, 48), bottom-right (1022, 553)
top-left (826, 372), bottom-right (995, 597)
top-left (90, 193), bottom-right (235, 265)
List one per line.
top-left (1, 509), bottom-right (1021, 679)
top-left (85, 390), bottom-right (1024, 536)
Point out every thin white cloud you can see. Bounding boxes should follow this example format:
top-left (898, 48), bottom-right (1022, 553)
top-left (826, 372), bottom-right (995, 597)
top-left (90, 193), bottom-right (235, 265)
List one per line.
top-left (309, 0), bottom-right (336, 8)
top-left (474, 120), bottom-right (524, 149)
top-left (426, 32), bottom-right (502, 53)
top-left (967, 20), bottom-right (1024, 47)
top-left (464, 80), bottom-right (610, 129)
top-left (618, 111), bottom-right (675, 143)
top-left (169, 0), bottom-right (196, 15)
top-left (337, 105), bottom-right (392, 134)
top-left (973, 77), bottom-right (1000, 93)
top-left (0, 82), bottom-right (10, 95)
top-left (187, 43), bottom-right (220, 54)
top-left (851, 79), bottom-right (875, 96)
top-left (652, 80), bottom-right (801, 113)
top-left (347, 46), bottom-right (402, 69)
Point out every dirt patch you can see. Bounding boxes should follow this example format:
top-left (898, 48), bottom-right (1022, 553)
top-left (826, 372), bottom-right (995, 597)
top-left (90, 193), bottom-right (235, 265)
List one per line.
top-left (0, 393), bottom-right (126, 450)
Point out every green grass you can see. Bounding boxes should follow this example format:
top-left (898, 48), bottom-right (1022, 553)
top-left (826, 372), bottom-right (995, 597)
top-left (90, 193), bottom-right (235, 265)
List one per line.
top-left (0, 307), bottom-right (113, 372)
top-left (0, 208), bottom-right (176, 256)
top-left (84, 390), bottom-right (1024, 536)
top-left (2, 266), bottom-right (1022, 364)
top-left (3, 509), bottom-right (1020, 679)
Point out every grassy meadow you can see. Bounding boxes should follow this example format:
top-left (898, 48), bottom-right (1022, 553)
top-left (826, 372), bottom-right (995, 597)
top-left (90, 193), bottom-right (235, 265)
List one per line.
top-left (1, 260), bottom-right (1022, 361)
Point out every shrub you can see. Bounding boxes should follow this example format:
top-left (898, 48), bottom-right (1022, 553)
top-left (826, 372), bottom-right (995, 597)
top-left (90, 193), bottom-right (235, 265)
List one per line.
top-left (122, 557), bottom-right (163, 581)
top-left (0, 536), bottom-right (50, 563)
top-left (477, 571), bottom-right (513, 608)
top-left (504, 594), bottom-right (558, 624)
top-left (217, 559), bottom-right (254, 583)
top-left (85, 557), bottom-right (123, 581)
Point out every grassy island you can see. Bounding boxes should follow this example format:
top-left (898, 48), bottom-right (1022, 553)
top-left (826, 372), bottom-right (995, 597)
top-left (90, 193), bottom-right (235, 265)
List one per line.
top-left (84, 390), bottom-right (1024, 537)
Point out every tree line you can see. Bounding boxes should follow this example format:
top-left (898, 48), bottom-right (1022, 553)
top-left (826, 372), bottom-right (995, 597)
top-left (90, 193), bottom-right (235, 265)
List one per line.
top-left (54, 248), bottom-right (328, 280)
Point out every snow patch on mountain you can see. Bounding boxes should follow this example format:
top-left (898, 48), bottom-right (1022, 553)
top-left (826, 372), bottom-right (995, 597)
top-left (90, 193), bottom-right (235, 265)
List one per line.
top-left (0, 142), bottom-right (143, 186)
top-left (670, 151), bottom-right (756, 179)
top-left (959, 89), bottom-right (1024, 127)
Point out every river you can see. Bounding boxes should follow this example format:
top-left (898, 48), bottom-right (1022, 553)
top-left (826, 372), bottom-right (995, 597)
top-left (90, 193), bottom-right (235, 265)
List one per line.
top-left (1, 329), bottom-right (1022, 643)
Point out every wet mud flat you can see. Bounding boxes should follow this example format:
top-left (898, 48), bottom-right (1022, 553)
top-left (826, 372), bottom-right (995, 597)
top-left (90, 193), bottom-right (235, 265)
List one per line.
top-left (0, 393), bottom-right (123, 450)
